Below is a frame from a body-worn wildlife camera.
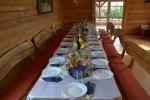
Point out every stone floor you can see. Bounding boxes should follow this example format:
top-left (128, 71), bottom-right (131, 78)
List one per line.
top-left (113, 35), bottom-right (150, 96)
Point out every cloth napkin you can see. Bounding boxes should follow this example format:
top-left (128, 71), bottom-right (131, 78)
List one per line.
top-left (56, 53), bottom-right (65, 56)
top-left (60, 45), bottom-right (67, 48)
top-left (92, 67), bottom-right (107, 71)
top-left (85, 82), bottom-right (95, 99)
top-left (92, 56), bottom-right (106, 59)
top-left (42, 77), bottom-right (62, 82)
top-left (50, 64), bottom-right (60, 67)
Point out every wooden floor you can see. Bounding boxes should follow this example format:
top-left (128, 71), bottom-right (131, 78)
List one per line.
top-left (114, 35), bottom-right (150, 96)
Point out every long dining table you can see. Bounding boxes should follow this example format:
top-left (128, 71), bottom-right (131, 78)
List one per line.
top-left (27, 23), bottom-right (122, 100)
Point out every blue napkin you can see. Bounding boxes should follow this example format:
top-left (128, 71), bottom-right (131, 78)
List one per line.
top-left (60, 45), bottom-right (67, 48)
top-left (92, 67), bottom-right (107, 70)
top-left (68, 65), bottom-right (91, 79)
top-left (50, 64), bottom-right (60, 67)
top-left (56, 53), bottom-right (65, 56)
top-left (92, 56), bottom-right (106, 59)
top-left (85, 82), bottom-right (95, 95)
top-left (90, 49), bottom-right (103, 51)
top-left (42, 77), bottom-right (62, 82)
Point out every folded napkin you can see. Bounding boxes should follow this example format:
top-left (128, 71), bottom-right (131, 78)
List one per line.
top-left (92, 67), bottom-right (107, 71)
top-left (85, 82), bottom-right (95, 99)
top-left (42, 77), bottom-right (62, 82)
top-left (68, 65), bottom-right (91, 79)
top-left (60, 45), bottom-right (67, 48)
top-left (56, 53), bottom-right (65, 56)
top-left (50, 64), bottom-right (60, 67)
top-left (92, 56), bottom-right (106, 59)
top-left (90, 49), bottom-right (103, 51)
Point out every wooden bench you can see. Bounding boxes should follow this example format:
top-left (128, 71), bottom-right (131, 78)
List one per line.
top-left (100, 32), bottom-right (150, 100)
top-left (0, 28), bottom-right (68, 100)
top-left (0, 40), bottom-right (35, 92)
top-left (0, 40), bottom-right (34, 81)
top-left (126, 41), bottom-right (150, 74)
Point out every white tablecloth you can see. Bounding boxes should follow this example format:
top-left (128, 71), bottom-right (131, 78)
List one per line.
top-left (27, 23), bottom-right (122, 100)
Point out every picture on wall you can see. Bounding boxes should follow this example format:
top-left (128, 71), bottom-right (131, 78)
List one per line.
top-left (145, 0), bottom-right (150, 2)
top-left (37, 0), bottom-right (53, 14)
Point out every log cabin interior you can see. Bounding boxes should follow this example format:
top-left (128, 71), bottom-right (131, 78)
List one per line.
top-left (0, 0), bottom-right (150, 100)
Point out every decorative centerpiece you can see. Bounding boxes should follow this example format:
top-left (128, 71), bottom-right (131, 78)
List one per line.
top-left (62, 51), bottom-right (95, 79)
top-left (73, 20), bottom-right (88, 53)
top-left (62, 21), bottom-right (94, 79)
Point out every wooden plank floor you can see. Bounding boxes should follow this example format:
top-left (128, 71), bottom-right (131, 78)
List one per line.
top-left (113, 35), bottom-right (150, 96)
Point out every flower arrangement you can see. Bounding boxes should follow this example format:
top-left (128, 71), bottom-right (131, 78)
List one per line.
top-left (62, 51), bottom-right (94, 70)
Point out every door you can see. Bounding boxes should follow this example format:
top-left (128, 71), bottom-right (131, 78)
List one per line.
top-left (95, 0), bottom-right (124, 30)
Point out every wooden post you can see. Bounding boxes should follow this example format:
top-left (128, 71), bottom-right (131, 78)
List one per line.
top-left (107, 0), bottom-right (111, 23)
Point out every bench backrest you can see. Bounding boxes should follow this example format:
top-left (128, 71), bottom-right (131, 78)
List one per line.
top-left (32, 29), bottom-right (53, 50)
top-left (0, 40), bottom-right (34, 81)
top-left (126, 41), bottom-right (150, 74)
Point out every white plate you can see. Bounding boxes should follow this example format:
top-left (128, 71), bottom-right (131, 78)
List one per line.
top-left (49, 56), bottom-right (65, 64)
top-left (55, 47), bottom-right (68, 54)
top-left (92, 58), bottom-right (109, 66)
top-left (62, 82), bottom-right (87, 98)
top-left (42, 67), bottom-right (62, 78)
top-left (88, 45), bottom-right (103, 51)
top-left (88, 41), bottom-right (100, 45)
top-left (63, 38), bottom-right (74, 42)
top-left (60, 42), bottom-right (72, 47)
top-left (88, 35), bottom-right (98, 38)
top-left (91, 51), bottom-right (106, 58)
top-left (66, 35), bottom-right (74, 38)
top-left (87, 38), bottom-right (99, 41)
top-left (93, 69), bottom-right (113, 80)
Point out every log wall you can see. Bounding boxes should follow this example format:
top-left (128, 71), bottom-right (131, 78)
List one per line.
top-left (62, 0), bottom-right (93, 29)
top-left (0, 0), bottom-right (63, 92)
top-left (0, 0), bottom-right (63, 57)
top-left (124, 0), bottom-right (150, 35)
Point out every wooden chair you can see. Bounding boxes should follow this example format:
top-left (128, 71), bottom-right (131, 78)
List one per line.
top-left (140, 23), bottom-right (150, 36)
top-left (106, 22), bottom-right (123, 42)
top-left (117, 32), bottom-right (136, 69)
top-left (117, 31), bottom-right (128, 59)
top-left (106, 22), bottom-right (115, 37)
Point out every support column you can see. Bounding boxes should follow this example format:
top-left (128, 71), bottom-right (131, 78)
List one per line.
top-left (107, 0), bottom-right (111, 23)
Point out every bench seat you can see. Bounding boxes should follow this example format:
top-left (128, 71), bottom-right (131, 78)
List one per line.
top-left (100, 32), bottom-right (150, 100)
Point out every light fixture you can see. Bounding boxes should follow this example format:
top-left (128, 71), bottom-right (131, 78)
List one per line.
top-left (73, 0), bottom-right (79, 4)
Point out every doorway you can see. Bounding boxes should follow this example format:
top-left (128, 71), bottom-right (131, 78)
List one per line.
top-left (95, 0), bottom-right (124, 30)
